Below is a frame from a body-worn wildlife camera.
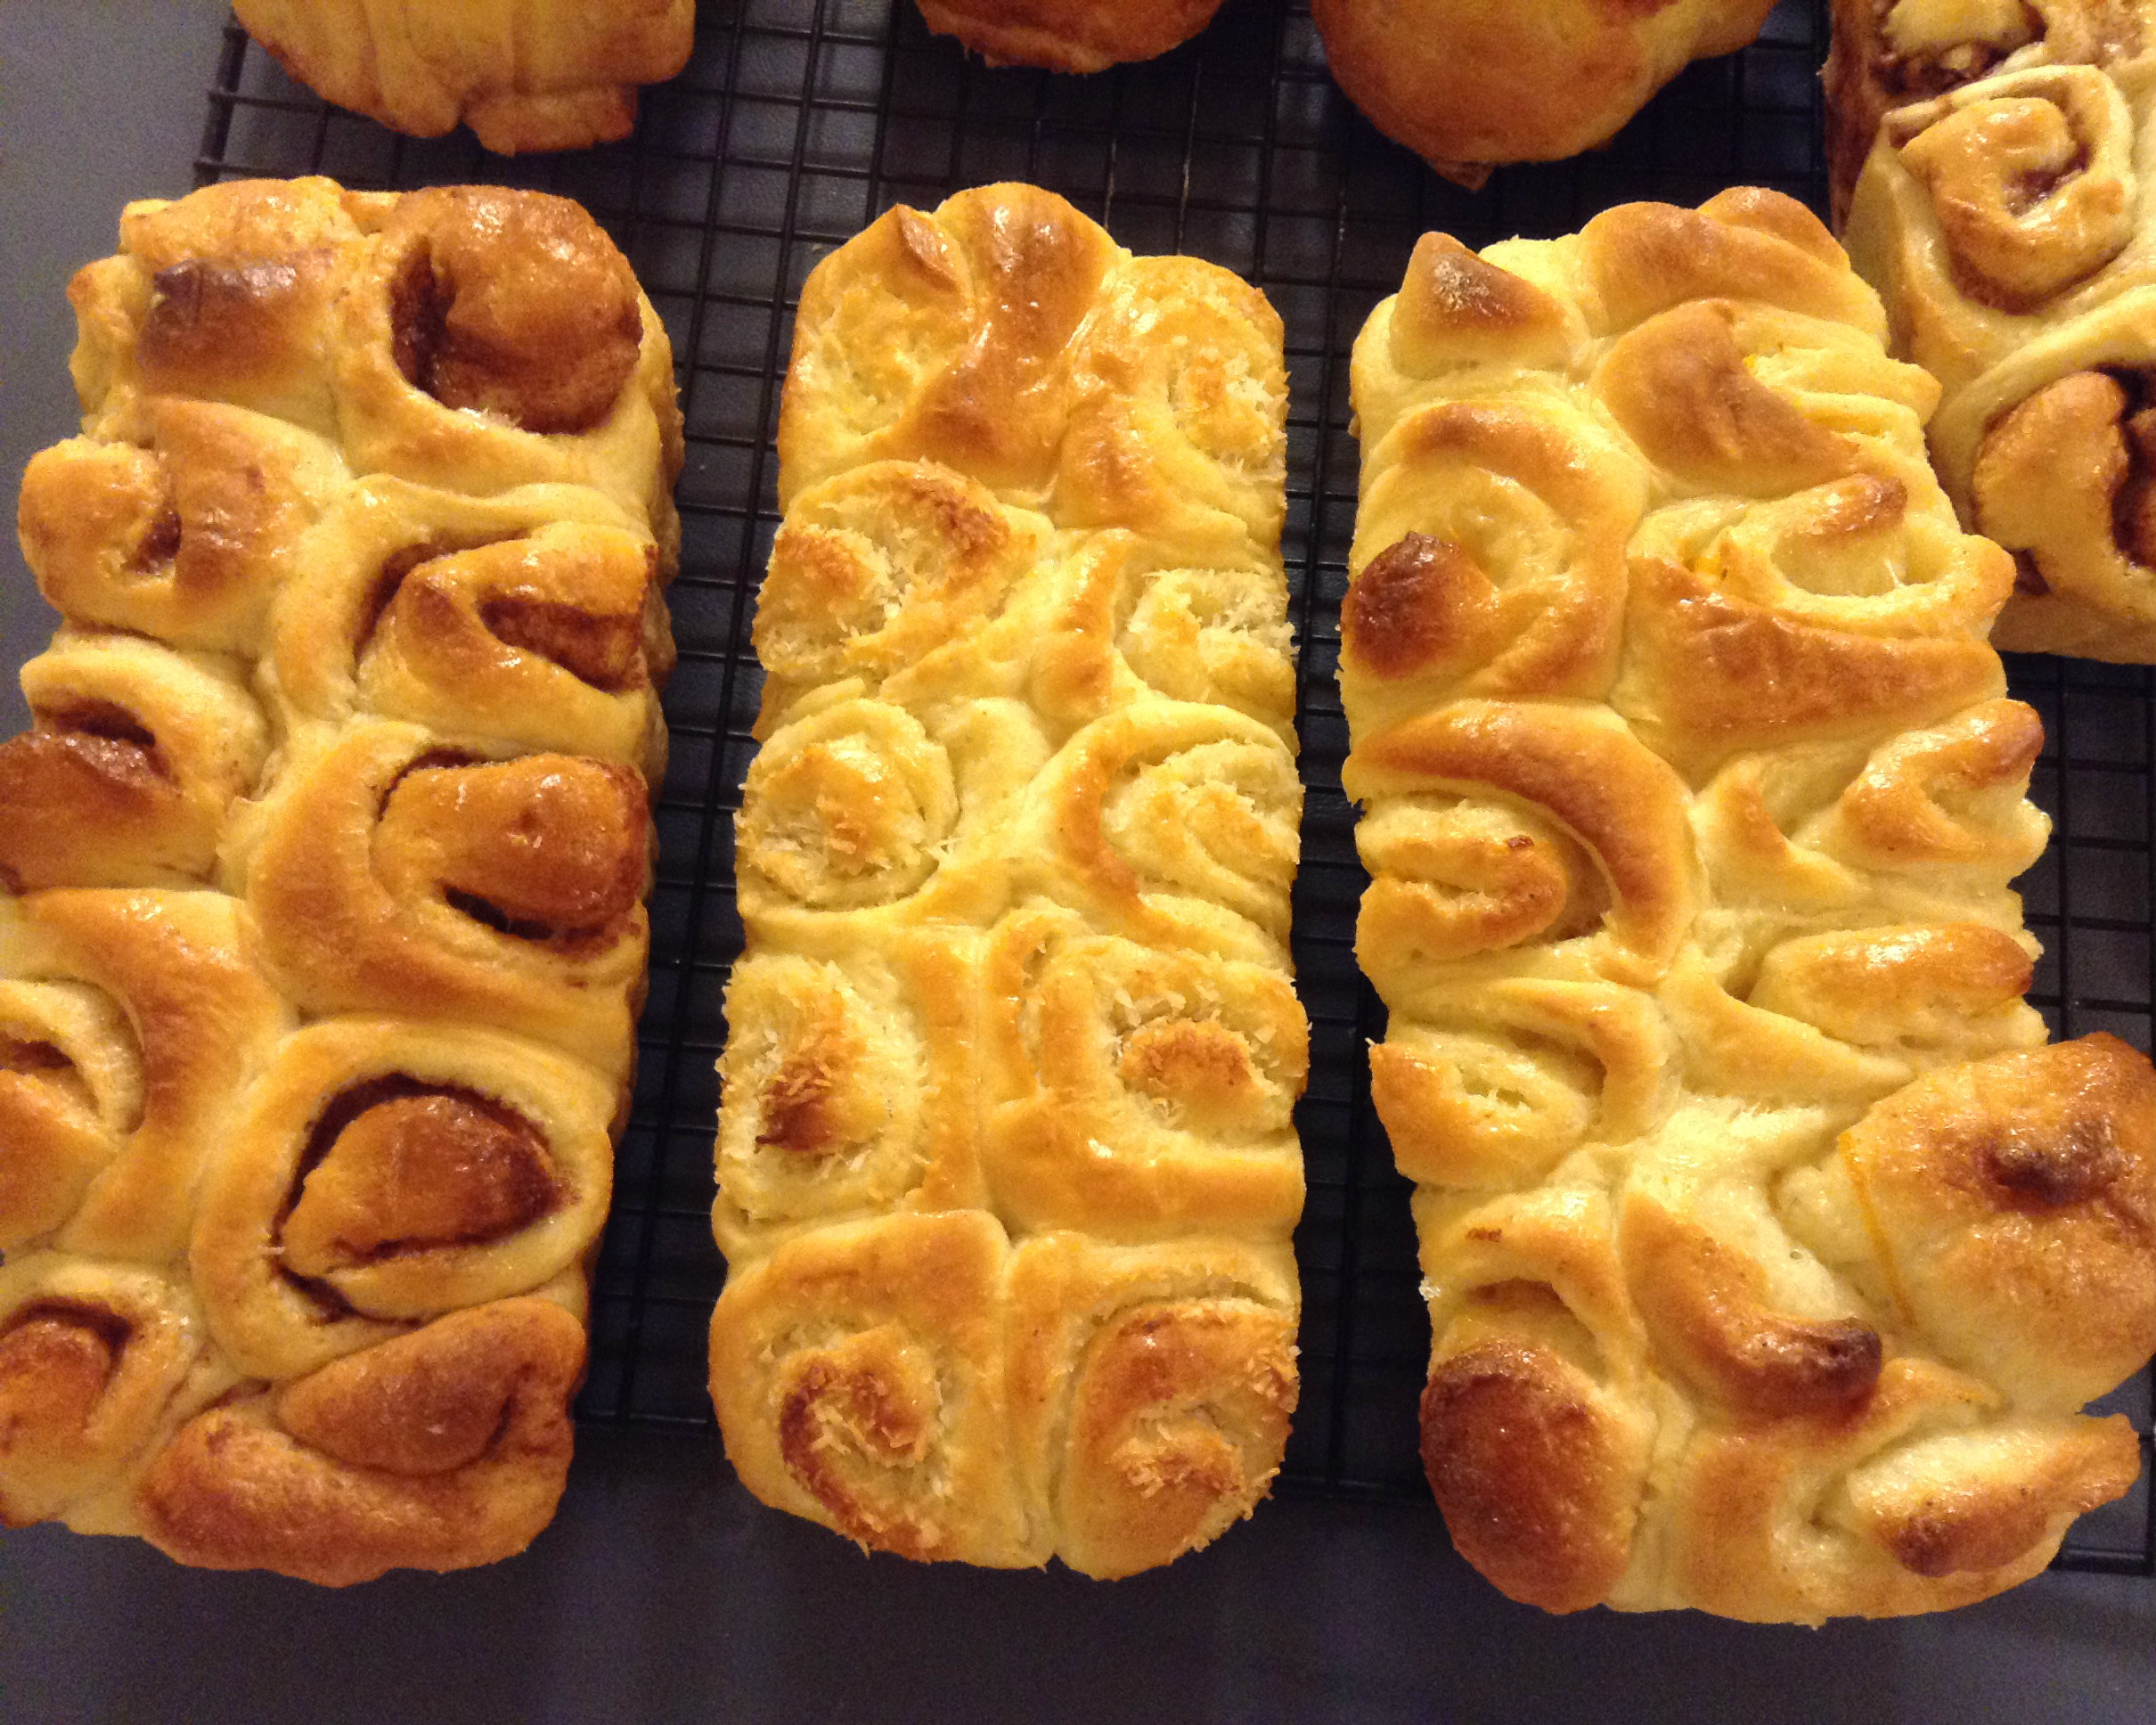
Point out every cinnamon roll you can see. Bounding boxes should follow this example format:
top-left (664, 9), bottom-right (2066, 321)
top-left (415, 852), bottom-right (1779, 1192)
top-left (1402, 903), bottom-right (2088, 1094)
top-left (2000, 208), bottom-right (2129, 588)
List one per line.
top-left (1826, 0), bottom-right (2156, 223)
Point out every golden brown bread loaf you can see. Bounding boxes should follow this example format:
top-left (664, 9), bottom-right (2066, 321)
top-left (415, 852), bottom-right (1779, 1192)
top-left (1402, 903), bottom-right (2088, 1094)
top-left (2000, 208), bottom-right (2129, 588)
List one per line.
top-left (1342, 187), bottom-right (2156, 1621)
top-left (232, 0), bottom-right (695, 153)
top-left (1310, 0), bottom-right (1779, 188)
top-left (1841, 51), bottom-right (2156, 656)
top-left (710, 183), bottom-right (1304, 1577)
top-left (910, 0), bottom-right (1226, 69)
top-left (1825, 0), bottom-right (2156, 222)
top-left (0, 176), bottom-right (682, 1582)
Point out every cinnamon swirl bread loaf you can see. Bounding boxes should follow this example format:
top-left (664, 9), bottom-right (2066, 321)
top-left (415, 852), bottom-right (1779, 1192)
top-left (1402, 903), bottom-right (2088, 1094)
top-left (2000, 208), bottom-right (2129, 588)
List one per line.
top-left (233, 0), bottom-right (695, 154)
top-left (1841, 52), bottom-right (2156, 658)
top-left (0, 176), bottom-right (682, 1582)
top-left (710, 183), bottom-right (1304, 1576)
top-left (1342, 188), bottom-right (2156, 1620)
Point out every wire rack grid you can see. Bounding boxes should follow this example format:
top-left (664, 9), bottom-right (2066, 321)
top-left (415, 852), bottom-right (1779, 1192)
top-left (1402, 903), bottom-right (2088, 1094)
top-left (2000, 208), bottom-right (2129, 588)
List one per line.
top-left (193, 0), bottom-right (2153, 1573)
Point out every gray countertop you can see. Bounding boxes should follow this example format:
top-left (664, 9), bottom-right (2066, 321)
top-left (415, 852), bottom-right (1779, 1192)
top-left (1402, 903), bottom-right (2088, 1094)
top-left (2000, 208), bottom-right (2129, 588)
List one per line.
top-left (4, 8), bottom-right (2155, 1722)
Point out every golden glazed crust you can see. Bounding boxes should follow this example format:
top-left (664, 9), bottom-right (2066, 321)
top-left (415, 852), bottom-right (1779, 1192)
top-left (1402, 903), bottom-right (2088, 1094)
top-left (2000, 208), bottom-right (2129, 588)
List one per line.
top-left (1311, 0), bottom-right (1780, 186)
top-left (232, 0), bottom-right (695, 153)
top-left (713, 184), bottom-right (1303, 1574)
top-left (0, 178), bottom-right (679, 1582)
top-left (1341, 189), bottom-right (2156, 1621)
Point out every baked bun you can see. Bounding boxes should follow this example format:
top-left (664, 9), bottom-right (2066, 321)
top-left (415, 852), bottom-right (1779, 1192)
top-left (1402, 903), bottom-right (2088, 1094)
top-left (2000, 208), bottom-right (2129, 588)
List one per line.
top-left (1826, 0), bottom-right (2156, 223)
top-left (911, 0), bottom-right (1226, 69)
top-left (1342, 188), bottom-right (2156, 1621)
top-left (712, 184), bottom-right (1304, 1575)
top-left (232, 0), bottom-right (695, 153)
top-left (1311, 0), bottom-right (1780, 187)
top-left (0, 178), bottom-right (681, 1582)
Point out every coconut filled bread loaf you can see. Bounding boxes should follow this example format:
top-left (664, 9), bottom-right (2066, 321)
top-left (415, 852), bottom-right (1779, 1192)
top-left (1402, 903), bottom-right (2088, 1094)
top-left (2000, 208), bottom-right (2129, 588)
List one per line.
top-left (232, 0), bottom-right (696, 154)
top-left (0, 176), bottom-right (682, 1582)
top-left (710, 183), bottom-right (1306, 1577)
top-left (1340, 188), bottom-right (2156, 1621)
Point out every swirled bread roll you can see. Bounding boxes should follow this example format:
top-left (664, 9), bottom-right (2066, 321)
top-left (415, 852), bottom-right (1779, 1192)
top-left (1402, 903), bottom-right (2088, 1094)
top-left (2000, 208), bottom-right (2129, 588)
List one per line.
top-left (1825, 0), bottom-right (2156, 221)
top-left (910, 0), bottom-right (1226, 70)
top-left (0, 179), bottom-right (681, 1581)
top-left (1343, 189), bottom-right (2156, 1621)
top-left (232, 0), bottom-right (694, 154)
top-left (1310, 0), bottom-right (1779, 188)
top-left (713, 184), bottom-right (1303, 1576)
top-left (1843, 53), bottom-right (2156, 657)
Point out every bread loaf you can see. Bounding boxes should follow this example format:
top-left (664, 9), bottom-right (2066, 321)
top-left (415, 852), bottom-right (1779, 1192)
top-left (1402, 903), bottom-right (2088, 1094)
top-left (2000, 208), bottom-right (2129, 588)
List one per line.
top-left (233, 0), bottom-right (695, 154)
top-left (1341, 188), bottom-right (2156, 1621)
top-left (710, 183), bottom-right (1304, 1576)
top-left (1311, 0), bottom-right (1779, 188)
top-left (0, 176), bottom-right (682, 1582)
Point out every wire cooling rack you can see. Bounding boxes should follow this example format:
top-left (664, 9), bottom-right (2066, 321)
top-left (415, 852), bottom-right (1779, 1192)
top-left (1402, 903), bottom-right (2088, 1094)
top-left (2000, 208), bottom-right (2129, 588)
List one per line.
top-left (195, 0), bottom-right (2156, 1574)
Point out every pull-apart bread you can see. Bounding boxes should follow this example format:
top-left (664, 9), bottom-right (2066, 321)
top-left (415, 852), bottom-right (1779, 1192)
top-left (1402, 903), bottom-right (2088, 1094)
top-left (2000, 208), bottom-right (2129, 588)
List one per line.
top-left (1342, 188), bottom-right (2156, 1621)
top-left (911, 0), bottom-right (1227, 70)
top-left (1311, 0), bottom-right (1779, 188)
top-left (1826, 0), bottom-right (2156, 221)
top-left (0, 176), bottom-right (682, 1582)
top-left (233, 0), bottom-right (695, 154)
top-left (710, 183), bottom-right (1304, 1577)
top-left (1840, 46), bottom-right (2156, 659)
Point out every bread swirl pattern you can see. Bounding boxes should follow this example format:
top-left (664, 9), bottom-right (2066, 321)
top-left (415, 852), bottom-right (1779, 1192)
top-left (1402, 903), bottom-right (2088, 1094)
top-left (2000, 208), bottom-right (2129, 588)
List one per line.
top-left (712, 184), bottom-right (1303, 1577)
top-left (232, 0), bottom-right (694, 155)
top-left (1343, 189), bottom-right (2156, 1621)
top-left (0, 176), bottom-right (682, 1582)
top-left (1842, 49), bottom-right (2156, 657)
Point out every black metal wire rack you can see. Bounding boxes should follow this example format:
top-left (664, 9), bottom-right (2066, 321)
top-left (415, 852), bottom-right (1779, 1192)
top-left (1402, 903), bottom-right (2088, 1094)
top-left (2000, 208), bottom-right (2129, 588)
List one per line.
top-left (194, 0), bottom-right (2155, 1575)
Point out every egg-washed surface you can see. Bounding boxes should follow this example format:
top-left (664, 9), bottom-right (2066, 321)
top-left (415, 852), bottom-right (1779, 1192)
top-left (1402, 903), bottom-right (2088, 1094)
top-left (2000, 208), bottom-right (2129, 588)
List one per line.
top-left (0, 176), bottom-right (682, 1582)
top-left (712, 182), bottom-right (1304, 1578)
top-left (231, 0), bottom-right (696, 155)
top-left (1839, 34), bottom-right (2156, 662)
top-left (1339, 187), bottom-right (2156, 1622)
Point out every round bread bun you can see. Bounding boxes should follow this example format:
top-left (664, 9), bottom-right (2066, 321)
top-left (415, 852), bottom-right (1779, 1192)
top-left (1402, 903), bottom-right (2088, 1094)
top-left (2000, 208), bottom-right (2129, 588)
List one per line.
top-left (1311, 0), bottom-right (1780, 185)
top-left (912, 0), bottom-right (1228, 70)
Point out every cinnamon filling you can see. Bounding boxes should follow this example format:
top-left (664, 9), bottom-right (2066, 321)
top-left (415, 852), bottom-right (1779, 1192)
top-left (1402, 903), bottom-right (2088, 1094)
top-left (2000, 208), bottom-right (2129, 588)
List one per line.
top-left (281, 1076), bottom-right (562, 1272)
top-left (479, 593), bottom-right (644, 692)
